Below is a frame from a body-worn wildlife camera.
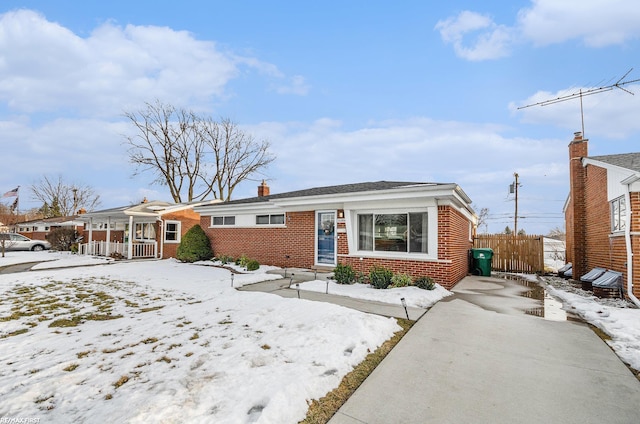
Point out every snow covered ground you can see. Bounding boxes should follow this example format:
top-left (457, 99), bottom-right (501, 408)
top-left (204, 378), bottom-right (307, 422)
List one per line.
top-left (0, 255), bottom-right (401, 423)
top-left (2, 252), bottom-right (638, 422)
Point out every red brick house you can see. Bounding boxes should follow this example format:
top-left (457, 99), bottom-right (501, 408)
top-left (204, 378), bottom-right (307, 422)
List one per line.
top-left (195, 181), bottom-right (477, 289)
top-left (15, 216), bottom-right (85, 241)
top-left (565, 132), bottom-right (640, 306)
top-left (77, 199), bottom-right (218, 259)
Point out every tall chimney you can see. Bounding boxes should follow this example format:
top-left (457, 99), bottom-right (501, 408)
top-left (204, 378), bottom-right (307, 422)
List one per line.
top-left (258, 180), bottom-right (270, 197)
top-left (568, 131), bottom-right (588, 279)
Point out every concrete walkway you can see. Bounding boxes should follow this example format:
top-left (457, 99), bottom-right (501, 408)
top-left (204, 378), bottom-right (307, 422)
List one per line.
top-left (238, 268), bottom-right (427, 320)
top-left (328, 275), bottom-right (640, 424)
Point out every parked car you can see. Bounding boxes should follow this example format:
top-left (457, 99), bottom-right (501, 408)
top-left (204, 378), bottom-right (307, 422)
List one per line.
top-left (0, 233), bottom-right (51, 251)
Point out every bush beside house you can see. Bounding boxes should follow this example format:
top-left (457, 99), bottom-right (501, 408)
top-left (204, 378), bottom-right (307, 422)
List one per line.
top-left (176, 225), bottom-right (213, 263)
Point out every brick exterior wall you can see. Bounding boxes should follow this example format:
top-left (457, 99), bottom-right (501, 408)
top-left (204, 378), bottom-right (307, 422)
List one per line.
top-left (567, 134), bottom-right (588, 279)
top-left (566, 135), bottom-right (640, 300)
top-left (202, 206), bottom-right (473, 290)
top-left (202, 211), bottom-right (316, 268)
top-left (162, 209), bottom-right (202, 259)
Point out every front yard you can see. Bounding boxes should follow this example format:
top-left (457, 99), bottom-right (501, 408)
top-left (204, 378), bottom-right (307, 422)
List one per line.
top-left (0, 257), bottom-right (400, 423)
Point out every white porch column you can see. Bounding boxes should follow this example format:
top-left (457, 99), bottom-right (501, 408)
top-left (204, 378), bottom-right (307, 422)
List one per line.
top-left (105, 216), bottom-right (112, 256)
top-left (88, 218), bottom-right (93, 254)
top-left (127, 216), bottom-right (134, 260)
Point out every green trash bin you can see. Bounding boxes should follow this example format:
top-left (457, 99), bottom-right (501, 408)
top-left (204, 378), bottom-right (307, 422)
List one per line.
top-left (471, 248), bottom-right (493, 276)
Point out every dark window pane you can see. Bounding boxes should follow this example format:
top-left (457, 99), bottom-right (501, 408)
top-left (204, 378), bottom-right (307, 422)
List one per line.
top-left (270, 214), bottom-right (285, 224)
top-left (358, 214), bottom-right (373, 251)
top-left (213, 216), bottom-right (223, 226)
top-left (256, 215), bottom-right (269, 225)
top-left (224, 216), bottom-right (235, 225)
top-left (374, 214), bottom-right (407, 252)
top-left (409, 212), bottom-right (428, 253)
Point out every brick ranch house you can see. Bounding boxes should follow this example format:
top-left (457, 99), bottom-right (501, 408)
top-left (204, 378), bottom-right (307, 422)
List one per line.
top-left (77, 199), bottom-right (219, 259)
top-left (195, 181), bottom-right (477, 289)
top-left (565, 132), bottom-right (640, 306)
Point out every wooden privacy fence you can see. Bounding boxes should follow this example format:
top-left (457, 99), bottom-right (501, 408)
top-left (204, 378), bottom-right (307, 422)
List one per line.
top-left (473, 234), bottom-right (544, 274)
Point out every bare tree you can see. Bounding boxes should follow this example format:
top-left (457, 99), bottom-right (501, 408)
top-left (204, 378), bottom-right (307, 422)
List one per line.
top-left (30, 175), bottom-right (101, 217)
top-left (473, 206), bottom-right (489, 234)
top-left (199, 117), bottom-right (275, 201)
top-left (124, 100), bottom-right (275, 202)
top-left (546, 226), bottom-right (566, 241)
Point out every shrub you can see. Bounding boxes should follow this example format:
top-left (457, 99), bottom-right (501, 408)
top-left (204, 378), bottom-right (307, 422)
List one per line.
top-left (390, 273), bottom-right (412, 288)
top-left (46, 228), bottom-right (77, 251)
top-left (216, 255), bottom-right (234, 264)
top-left (333, 264), bottom-right (356, 284)
top-left (236, 254), bottom-right (250, 268)
top-left (246, 259), bottom-right (260, 271)
top-left (176, 225), bottom-right (213, 263)
top-left (369, 266), bottom-right (393, 289)
top-left (413, 276), bottom-right (436, 290)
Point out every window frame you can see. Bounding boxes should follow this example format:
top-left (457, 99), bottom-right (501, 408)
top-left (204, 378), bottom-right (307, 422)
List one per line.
top-left (256, 214), bottom-right (286, 226)
top-left (611, 196), bottom-right (626, 233)
top-left (357, 211), bottom-right (429, 255)
top-left (211, 216), bottom-right (236, 226)
top-left (134, 222), bottom-right (156, 241)
top-left (164, 220), bottom-right (181, 244)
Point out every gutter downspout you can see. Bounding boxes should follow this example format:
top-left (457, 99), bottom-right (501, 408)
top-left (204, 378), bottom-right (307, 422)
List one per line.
top-left (623, 177), bottom-right (640, 307)
top-left (158, 218), bottom-right (164, 259)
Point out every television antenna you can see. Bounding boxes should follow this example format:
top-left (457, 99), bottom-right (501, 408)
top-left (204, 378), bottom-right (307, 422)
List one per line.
top-left (517, 68), bottom-right (640, 137)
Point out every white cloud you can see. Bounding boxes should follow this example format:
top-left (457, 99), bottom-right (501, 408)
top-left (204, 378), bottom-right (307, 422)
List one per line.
top-left (0, 10), bottom-right (305, 117)
top-left (518, 0), bottom-right (640, 47)
top-left (435, 11), bottom-right (513, 61)
top-left (511, 83), bottom-right (640, 138)
top-left (241, 117), bottom-right (568, 234)
top-left (273, 75), bottom-right (310, 95)
top-left (437, 0), bottom-right (640, 60)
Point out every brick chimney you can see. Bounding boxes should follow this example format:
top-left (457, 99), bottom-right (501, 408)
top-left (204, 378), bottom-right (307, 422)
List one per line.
top-left (567, 131), bottom-right (588, 280)
top-left (258, 180), bottom-right (270, 197)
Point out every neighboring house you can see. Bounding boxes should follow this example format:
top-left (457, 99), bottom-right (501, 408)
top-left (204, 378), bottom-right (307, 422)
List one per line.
top-left (15, 216), bottom-right (85, 241)
top-left (565, 132), bottom-right (640, 305)
top-left (77, 199), bottom-right (219, 259)
top-left (195, 181), bottom-right (477, 289)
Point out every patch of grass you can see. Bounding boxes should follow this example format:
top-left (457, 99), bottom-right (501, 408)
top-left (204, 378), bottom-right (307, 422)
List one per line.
top-left (300, 318), bottom-right (414, 424)
top-left (105, 393), bottom-right (113, 400)
top-left (113, 375), bottom-right (129, 389)
top-left (261, 344), bottom-right (271, 350)
top-left (49, 316), bottom-right (82, 328)
top-left (185, 352), bottom-right (194, 357)
top-left (142, 337), bottom-right (158, 344)
top-left (77, 351), bottom-right (91, 359)
top-left (190, 333), bottom-right (200, 340)
top-left (157, 356), bottom-right (172, 364)
top-left (63, 363), bottom-right (79, 372)
top-left (218, 318), bottom-right (233, 325)
top-left (0, 328), bottom-right (29, 339)
top-left (84, 313), bottom-right (123, 321)
top-left (140, 306), bottom-right (164, 313)
top-left (168, 343), bottom-right (182, 350)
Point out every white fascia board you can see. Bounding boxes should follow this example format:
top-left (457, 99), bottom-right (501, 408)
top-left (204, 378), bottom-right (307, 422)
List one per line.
top-left (196, 202), bottom-right (282, 216)
top-left (271, 184), bottom-right (461, 209)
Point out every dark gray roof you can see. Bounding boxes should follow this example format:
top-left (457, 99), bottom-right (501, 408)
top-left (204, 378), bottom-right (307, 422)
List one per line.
top-left (224, 181), bottom-right (446, 205)
top-left (589, 152), bottom-right (640, 173)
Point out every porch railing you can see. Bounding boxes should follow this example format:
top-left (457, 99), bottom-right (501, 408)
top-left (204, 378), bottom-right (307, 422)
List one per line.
top-left (78, 241), bottom-right (158, 259)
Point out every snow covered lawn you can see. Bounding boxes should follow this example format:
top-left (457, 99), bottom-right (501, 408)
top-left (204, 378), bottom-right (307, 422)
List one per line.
top-left (0, 259), bottom-right (400, 423)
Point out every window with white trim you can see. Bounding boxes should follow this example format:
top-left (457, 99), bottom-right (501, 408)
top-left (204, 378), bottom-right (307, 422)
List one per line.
top-left (256, 214), bottom-right (285, 225)
top-left (358, 212), bottom-right (428, 253)
top-left (611, 196), bottom-right (626, 232)
top-left (164, 221), bottom-right (181, 243)
top-left (211, 216), bottom-right (236, 226)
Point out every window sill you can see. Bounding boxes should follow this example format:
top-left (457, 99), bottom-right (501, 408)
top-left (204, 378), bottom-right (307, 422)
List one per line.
top-left (351, 250), bottom-right (436, 261)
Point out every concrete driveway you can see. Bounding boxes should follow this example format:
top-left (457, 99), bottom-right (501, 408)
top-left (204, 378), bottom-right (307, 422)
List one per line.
top-left (329, 275), bottom-right (640, 424)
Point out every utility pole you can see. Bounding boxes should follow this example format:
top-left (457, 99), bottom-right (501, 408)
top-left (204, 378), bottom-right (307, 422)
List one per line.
top-left (509, 172), bottom-right (520, 235)
top-left (512, 173), bottom-right (519, 235)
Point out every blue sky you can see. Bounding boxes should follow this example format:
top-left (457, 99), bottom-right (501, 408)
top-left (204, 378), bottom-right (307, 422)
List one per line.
top-left (1, 1), bottom-right (640, 234)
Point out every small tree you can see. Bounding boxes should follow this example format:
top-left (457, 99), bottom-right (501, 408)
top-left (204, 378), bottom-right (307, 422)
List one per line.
top-left (46, 228), bottom-right (77, 251)
top-left (176, 225), bottom-right (213, 263)
top-left (504, 226), bottom-right (513, 235)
